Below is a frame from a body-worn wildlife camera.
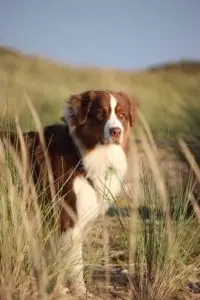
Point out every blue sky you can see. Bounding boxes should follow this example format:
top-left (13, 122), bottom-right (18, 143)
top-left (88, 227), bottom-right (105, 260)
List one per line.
top-left (0, 0), bottom-right (200, 70)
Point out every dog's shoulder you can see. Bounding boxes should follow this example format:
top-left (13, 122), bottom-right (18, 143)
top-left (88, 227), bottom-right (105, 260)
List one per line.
top-left (38, 123), bottom-right (82, 169)
top-left (41, 123), bottom-right (78, 158)
top-left (0, 123), bottom-right (75, 157)
top-left (0, 123), bottom-right (83, 181)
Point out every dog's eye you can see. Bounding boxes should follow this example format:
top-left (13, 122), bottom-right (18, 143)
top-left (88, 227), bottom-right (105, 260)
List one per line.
top-left (96, 111), bottom-right (104, 120)
top-left (118, 112), bottom-right (126, 120)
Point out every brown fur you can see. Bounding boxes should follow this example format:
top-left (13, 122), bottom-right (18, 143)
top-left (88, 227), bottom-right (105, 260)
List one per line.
top-left (66, 90), bottom-right (139, 153)
top-left (0, 124), bottom-right (84, 231)
top-left (0, 90), bottom-right (139, 232)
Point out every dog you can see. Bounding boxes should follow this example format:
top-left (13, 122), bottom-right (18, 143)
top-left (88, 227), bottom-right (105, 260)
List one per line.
top-left (0, 90), bottom-right (139, 297)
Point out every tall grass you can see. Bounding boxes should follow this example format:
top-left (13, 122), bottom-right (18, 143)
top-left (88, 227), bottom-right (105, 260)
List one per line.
top-left (127, 120), bottom-right (200, 300)
top-left (0, 101), bottom-right (199, 300)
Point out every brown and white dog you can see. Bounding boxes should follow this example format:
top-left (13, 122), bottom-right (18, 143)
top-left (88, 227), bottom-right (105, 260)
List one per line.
top-left (1, 90), bottom-right (139, 296)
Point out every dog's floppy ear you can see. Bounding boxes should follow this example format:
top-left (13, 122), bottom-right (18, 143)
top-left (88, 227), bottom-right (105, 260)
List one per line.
top-left (116, 91), bottom-right (139, 127)
top-left (129, 96), bottom-right (139, 127)
top-left (64, 90), bottom-right (95, 128)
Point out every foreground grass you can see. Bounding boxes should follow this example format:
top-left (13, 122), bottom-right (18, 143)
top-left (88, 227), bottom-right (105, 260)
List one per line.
top-left (0, 109), bottom-right (199, 300)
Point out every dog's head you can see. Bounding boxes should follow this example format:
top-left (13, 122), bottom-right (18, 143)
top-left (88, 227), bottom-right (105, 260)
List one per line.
top-left (64, 90), bottom-right (139, 151)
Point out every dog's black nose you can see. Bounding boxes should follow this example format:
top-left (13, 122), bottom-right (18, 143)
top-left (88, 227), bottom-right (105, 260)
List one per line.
top-left (109, 127), bottom-right (122, 138)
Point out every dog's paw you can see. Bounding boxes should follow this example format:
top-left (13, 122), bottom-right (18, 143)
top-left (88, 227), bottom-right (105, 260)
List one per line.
top-left (55, 285), bottom-right (71, 296)
top-left (74, 291), bottom-right (94, 299)
top-left (71, 284), bottom-right (94, 299)
top-left (60, 287), bottom-right (71, 294)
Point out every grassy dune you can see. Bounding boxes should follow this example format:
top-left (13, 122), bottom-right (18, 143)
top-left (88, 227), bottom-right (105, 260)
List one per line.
top-left (1, 46), bottom-right (200, 140)
top-left (0, 47), bottom-right (200, 300)
top-left (0, 121), bottom-right (199, 300)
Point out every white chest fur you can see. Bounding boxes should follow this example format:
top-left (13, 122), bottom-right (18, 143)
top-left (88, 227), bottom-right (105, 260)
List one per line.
top-left (72, 144), bottom-right (127, 230)
top-left (83, 144), bottom-right (127, 207)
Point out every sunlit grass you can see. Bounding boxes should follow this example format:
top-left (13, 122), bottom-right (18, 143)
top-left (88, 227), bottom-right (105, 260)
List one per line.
top-left (0, 101), bottom-right (199, 300)
top-left (0, 48), bottom-right (200, 299)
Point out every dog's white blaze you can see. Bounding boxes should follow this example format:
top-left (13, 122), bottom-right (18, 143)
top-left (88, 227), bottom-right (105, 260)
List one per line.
top-left (104, 94), bottom-right (124, 143)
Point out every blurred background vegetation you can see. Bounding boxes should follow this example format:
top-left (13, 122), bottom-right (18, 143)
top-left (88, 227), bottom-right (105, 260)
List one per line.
top-left (1, 46), bottom-right (200, 143)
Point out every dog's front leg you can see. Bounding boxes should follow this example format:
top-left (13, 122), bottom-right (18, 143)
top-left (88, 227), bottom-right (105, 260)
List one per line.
top-left (60, 176), bottom-right (99, 297)
top-left (59, 227), bottom-right (87, 297)
top-left (69, 237), bottom-right (87, 295)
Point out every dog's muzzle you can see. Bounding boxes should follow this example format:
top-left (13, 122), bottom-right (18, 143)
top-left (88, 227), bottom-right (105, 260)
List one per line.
top-left (109, 127), bottom-right (122, 144)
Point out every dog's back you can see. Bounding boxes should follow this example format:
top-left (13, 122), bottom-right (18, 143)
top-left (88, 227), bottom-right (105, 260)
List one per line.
top-left (0, 124), bottom-right (85, 230)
